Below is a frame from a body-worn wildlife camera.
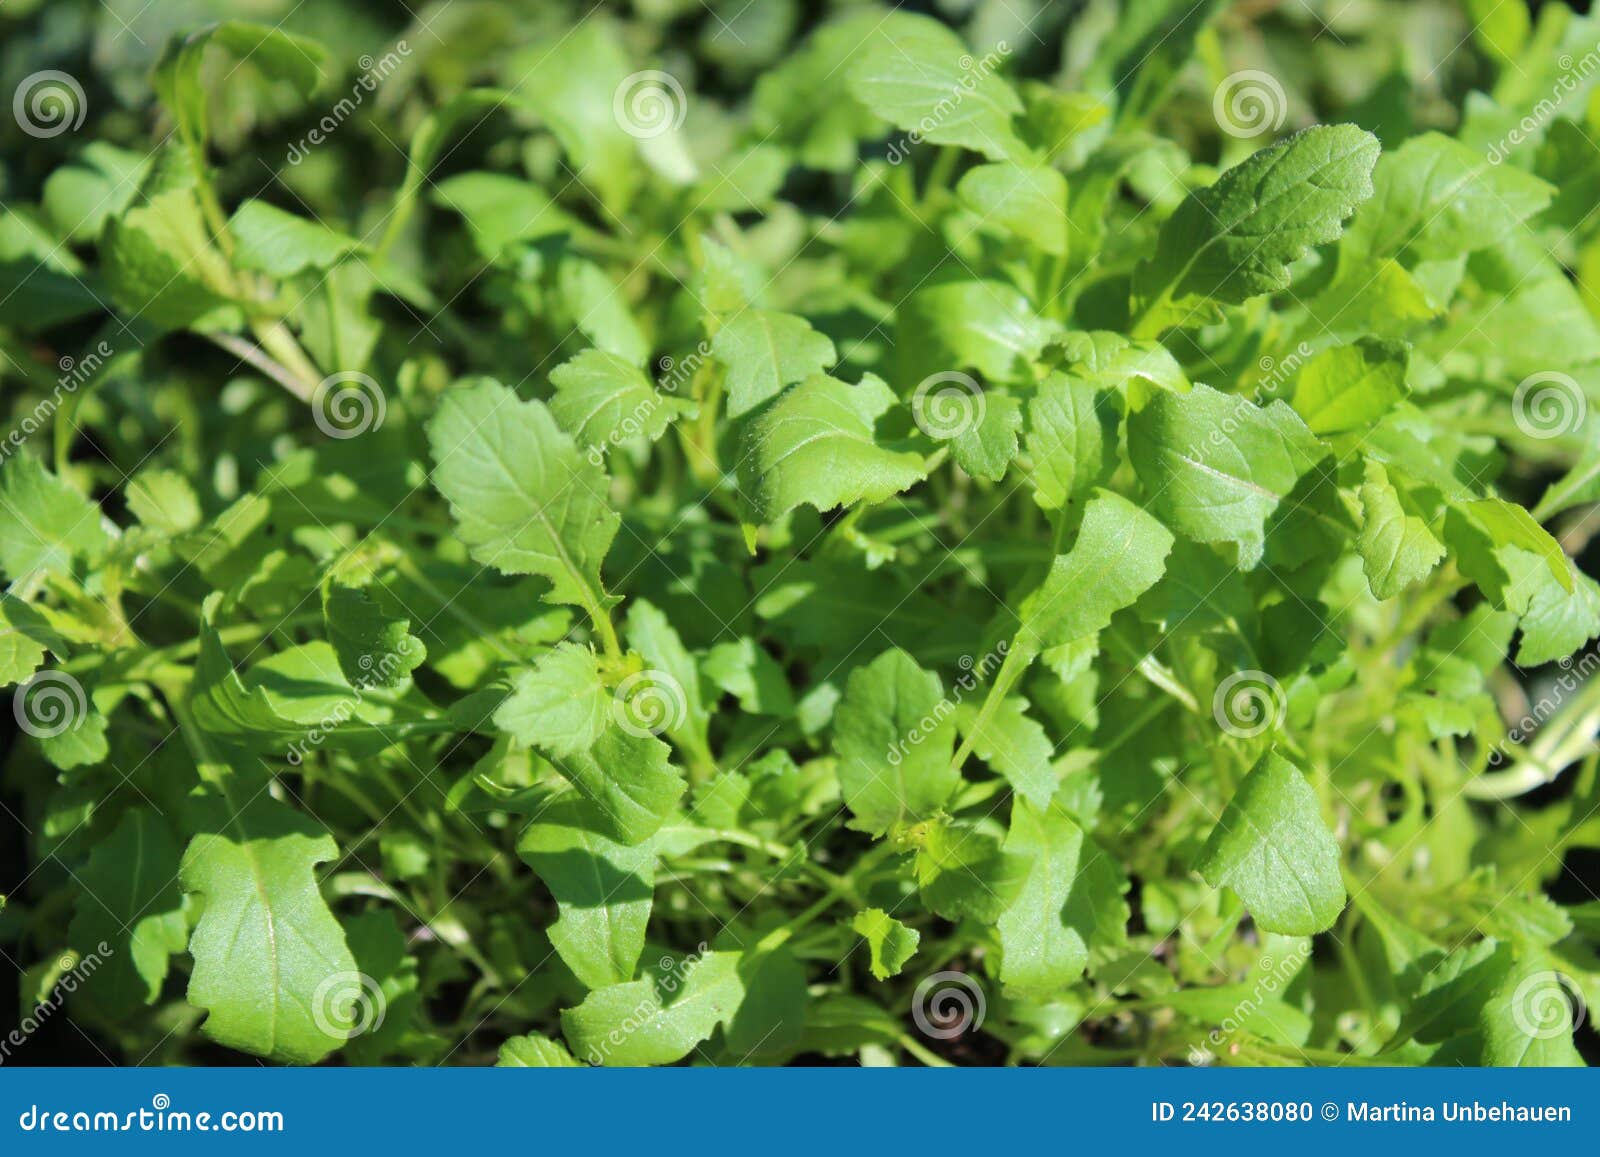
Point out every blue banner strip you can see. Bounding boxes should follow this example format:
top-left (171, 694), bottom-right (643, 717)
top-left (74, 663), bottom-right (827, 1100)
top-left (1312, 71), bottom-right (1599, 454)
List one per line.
top-left (0, 1067), bottom-right (1591, 1153)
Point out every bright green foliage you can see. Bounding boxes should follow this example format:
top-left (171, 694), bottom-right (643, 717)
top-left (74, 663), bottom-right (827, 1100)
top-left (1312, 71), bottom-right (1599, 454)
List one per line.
top-left (834, 649), bottom-right (960, 835)
top-left (852, 909), bottom-right (920, 980)
top-left (1196, 753), bottom-right (1346, 936)
top-left (3, 1), bottom-right (1598, 1073)
top-left (179, 788), bottom-right (359, 1064)
top-left (712, 310), bottom-right (838, 417)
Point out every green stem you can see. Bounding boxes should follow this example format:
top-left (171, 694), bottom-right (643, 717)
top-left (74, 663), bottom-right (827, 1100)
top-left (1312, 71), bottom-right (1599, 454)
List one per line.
top-left (948, 641), bottom-right (1031, 775)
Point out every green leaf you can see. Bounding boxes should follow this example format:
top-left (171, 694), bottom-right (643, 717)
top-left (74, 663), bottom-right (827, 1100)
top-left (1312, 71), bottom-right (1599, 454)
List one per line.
top-left (737, 374), bottom-right (926, 523)
top-left (153, 21), bottom-right (326, 156)
top-left (67, 809), bottom-right (189, 1020)
top-left (42, 142), bottom-right (149, 244)
top-left (897, 281), bottom-right (1056, 383)
top-left (227, 200), bottom-right (361, 278)
top-left (493, 643), bottom-right (611, 760)
top-left (549, 349), bottom-right (695, 453)
top-left (0, 594), bottom-right (55, 687)
top-left (0, 453), bottom-right (107, 580)
top-left (955, 696), bottom-right (1056, 807)
top-left (703, 637), bottom-right (795, 716)
top-left (956, 162), bottom-right (1068, 256)
top-left (914, 819), bottom-right (1020, 923)
top-left (1291, 337), bottom-right (1410, 436)
top-left (851, 909), bottom-right (920, 980)
top-left (541, 726), bottom-right (686, 847)
top-left (1516, 569), bottom-right (1600, 667)
top-left (947, 391), bottom-right (1023, 483)
top-left (561, 947), bottom-right (745, 1065)
top-left (1357, 461), bottom-right (1445, 599)
top-left (180, 786), bottom-right (358, 1065)
top-left (497, 1033), bottom-right (582, 1067)
top-left (509, 20), bottom-right (672, 213)
top-left (997, 800), bottom-right (1127, 998)
top-left (1026, 372), bottom-right (1119, 510)
top-left (623, 600), bottom-right (714, 766)
top-left (1133, 125), bottom-right (1379, 333)
top-left (432, 172), bottom-right (576, 259)
top-left (427, 378), bottom-right (620, 622)
top-left (833, 649), bottom-right (960, 836)
top-left (847, 12), bottom-right (1028, 163)
top-left (125, 469), bottom-right (202, 535)
top-left (1196, 751), bottom-right (1346, 936)
top-left (712, 309), bottom-right (838, 418)
top-left (1345, 132), bottom-right (1553, 262)
top-left (1017, 489), bottom-right (1174, 653)
top-left (322, 584), bottom-right (425, 689)
top-left (1480, 954), bottom-right (1585, 1067)
top-left (100, 148), bottom-right (239, 332)
top-left (1127, 382), bottom-right (1323, 568)
top-left (518, 797), bottom-right (657, 990)
top-left (1457, 498), bottom-right (1573, 594)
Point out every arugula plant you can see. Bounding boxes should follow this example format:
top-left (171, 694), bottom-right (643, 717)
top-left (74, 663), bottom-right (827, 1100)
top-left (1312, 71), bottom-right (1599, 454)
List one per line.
top-left (3, 0), bottom-right (1600, 1068)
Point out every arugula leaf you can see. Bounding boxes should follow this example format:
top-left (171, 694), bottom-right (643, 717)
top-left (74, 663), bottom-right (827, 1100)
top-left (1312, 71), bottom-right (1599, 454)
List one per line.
top-left (1291, 337), bottom-right (1410, 436)
top-left (322, 583), bottom-right (425, 689)
top-left (68, 809), bottom-right (189, 1020)
top-left (518, 797), bottom-right (657, 989)
top-left (997, 800), bottom-right (1127, 998)
top-left (956, 162), bottom-right (1069, 256)
top-left (1127, 383), bottom-right (1323, 568)
top-left (180, 788), bottom-right (359, 1065)
top-left (847, 12), bottom-right (1028, 163)
top-left (833, 649), bottom-right (960, 836)
top-left (737, 374), bottom-right (926, 523)
top-left (1016, 489), bottom-right (1174, 653)
top-left (712, 309), bottom-right (837, 418)
top-left (549, 349), bottom-right (695, 452)
top-left (1357, 461), bottom-right (1445, 599)
top-left (851, 909), bottom-right (920, 980)
top-left (1133, 125), bottom-right (1379, 334)
top-left (427, 378), bottom-right (621, 632)
top-left (0, 453), bottom-right (106, 579)
top-left (561, 948), bottom-right (745, 1065)
top-left (1196, 752), bottom-right (1346, 936)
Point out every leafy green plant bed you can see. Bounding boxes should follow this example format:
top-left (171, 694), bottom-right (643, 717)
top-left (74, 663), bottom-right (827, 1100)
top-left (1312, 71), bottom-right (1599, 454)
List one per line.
top-left (3, 0), bottom-right (1599, 1067)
